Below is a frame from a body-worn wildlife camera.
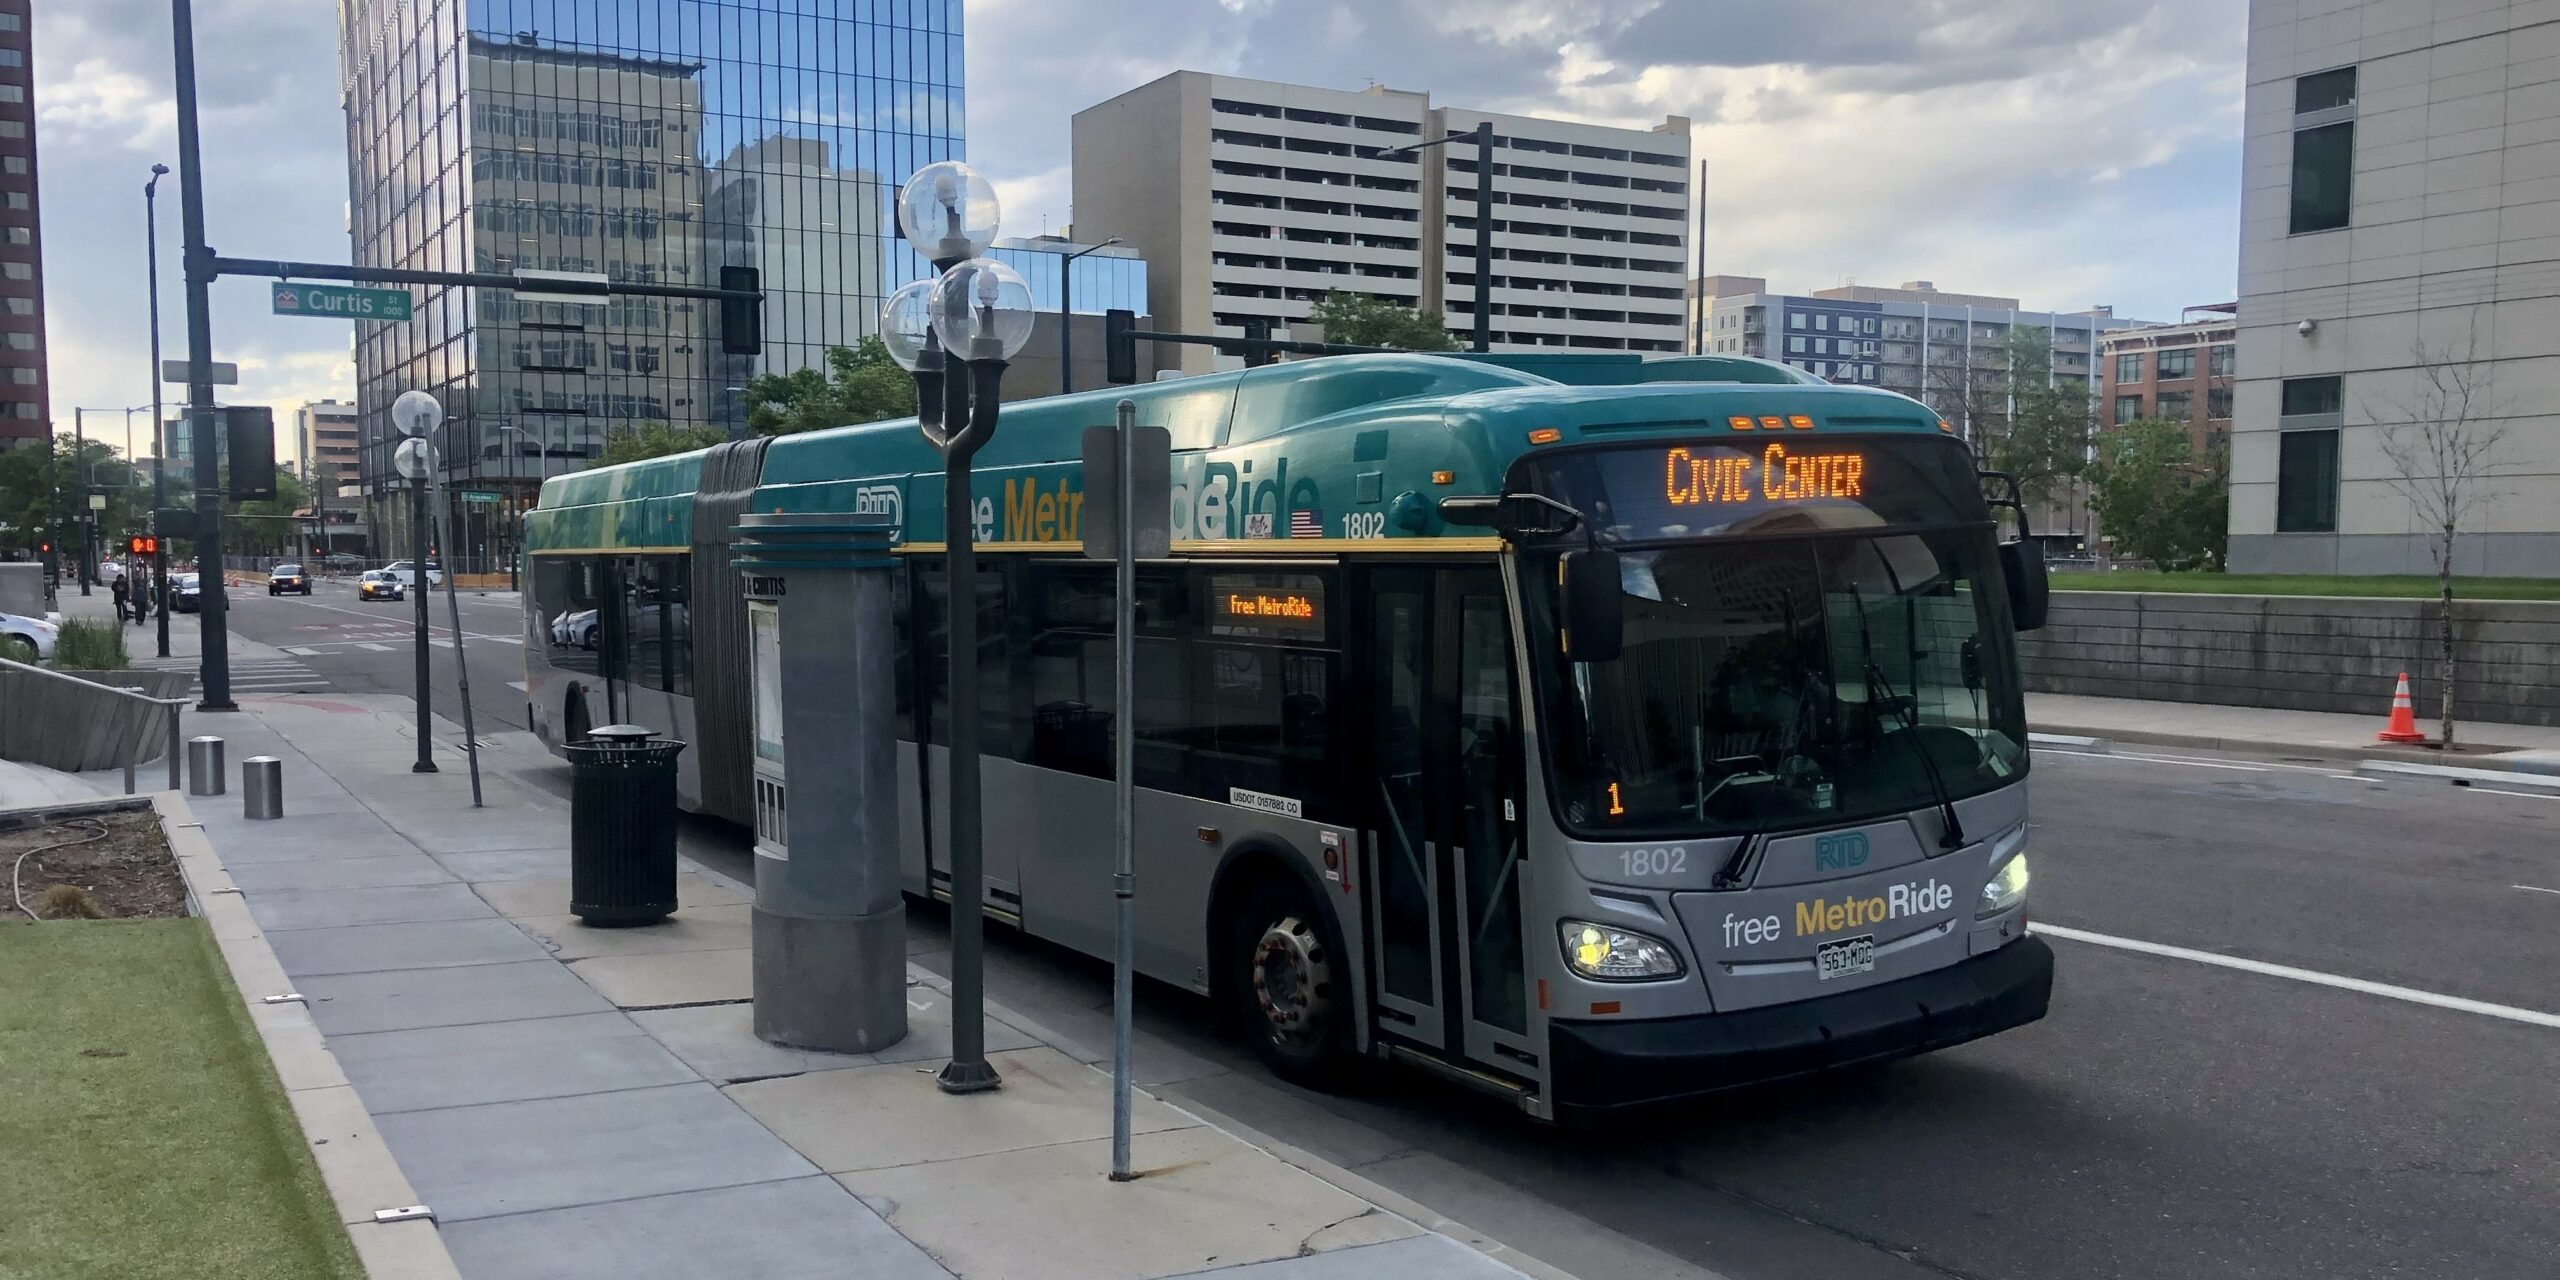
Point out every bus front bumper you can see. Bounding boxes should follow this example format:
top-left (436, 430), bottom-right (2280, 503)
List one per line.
top-left (1547, 935), bottom-right (2054, 1116)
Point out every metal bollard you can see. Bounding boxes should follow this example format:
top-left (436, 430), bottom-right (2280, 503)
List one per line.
top-left (187, 735), bottom-right (226, 796)
top-left (242, 756), bottom-right (284, 820)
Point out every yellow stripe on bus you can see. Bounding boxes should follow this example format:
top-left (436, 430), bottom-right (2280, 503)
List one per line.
top-left (894, 537), bottom-right (1506, 555)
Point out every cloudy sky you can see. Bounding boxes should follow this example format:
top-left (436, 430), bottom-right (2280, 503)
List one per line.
top-left (35, 0), bottom-right (2244, 457)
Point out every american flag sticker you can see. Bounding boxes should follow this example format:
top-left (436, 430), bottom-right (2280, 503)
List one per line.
top-left (1290, 508), bottom-right (1324, 538)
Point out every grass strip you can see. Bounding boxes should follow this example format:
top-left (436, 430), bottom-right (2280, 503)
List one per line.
top-left (2052, 572), bottom-right (2560, 601)
top-left (0, 919), bottom-right (360, 1280)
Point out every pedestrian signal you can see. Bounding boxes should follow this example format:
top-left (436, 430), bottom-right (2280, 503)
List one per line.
top-left (126, 535), bottom-right (161, 556)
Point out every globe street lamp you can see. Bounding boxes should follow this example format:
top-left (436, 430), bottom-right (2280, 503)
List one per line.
top-left (883, 161), bottom-right (1035, 1096)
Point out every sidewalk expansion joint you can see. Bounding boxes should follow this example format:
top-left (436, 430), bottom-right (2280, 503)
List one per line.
top-left (622, 996), bottom-right (755, 1012)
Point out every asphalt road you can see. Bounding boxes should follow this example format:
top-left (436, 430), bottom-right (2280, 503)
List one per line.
top-left (212, 576), bottom-right (535, 731)
top-left (224, 587), bottom-right (2559, 1280)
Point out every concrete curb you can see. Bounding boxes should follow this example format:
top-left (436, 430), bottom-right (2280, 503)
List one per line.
top-left (2034, 720), bottom-right (2560, 774)
top-left (154, 791), bottom-right (465, 1280)
top-left (2354, 760), bottom-right (2560, 790)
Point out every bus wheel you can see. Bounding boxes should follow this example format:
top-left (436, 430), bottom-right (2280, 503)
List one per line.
top-left (1229, 879), bottom-right (1351, 1088)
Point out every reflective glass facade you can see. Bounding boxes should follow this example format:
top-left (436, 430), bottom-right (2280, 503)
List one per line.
top-left (337, 0), bottom-right (965, 567)
top-left (988, 238), bottom-right (1149, 316)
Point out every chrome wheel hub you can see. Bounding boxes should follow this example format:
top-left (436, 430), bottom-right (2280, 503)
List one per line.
top-left (1252, 914), bottom-right (1332, 1047)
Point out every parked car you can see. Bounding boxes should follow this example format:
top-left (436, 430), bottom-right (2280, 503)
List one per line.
top-left (383, 559), bottom-right (444, 589)
top-left (267, 562), bottom-right (313, 596)
top-left (358, 569), bottom-right (405, 602)
top-left (549, 608), bottom-right (598, 649)
top-left (172, 574), bottom-right (202, 613)
top-left (0, 610), bottom-right (56, 661)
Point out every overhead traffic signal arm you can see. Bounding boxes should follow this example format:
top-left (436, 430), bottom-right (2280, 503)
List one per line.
top-left (1099, 308), bottom-right (1401, 383)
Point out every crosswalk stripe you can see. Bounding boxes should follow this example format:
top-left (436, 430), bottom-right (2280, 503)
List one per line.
top-left (280, 646), bottom-right (321, 656)
top-left (359, 642), bottom-right (393, 651)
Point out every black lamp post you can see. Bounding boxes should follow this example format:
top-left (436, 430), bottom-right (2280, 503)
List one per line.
top-left (882, 161), bottom-right (1037, 1096)
top-left (1056, 236), bottom-right (1121, 394)
top-left (1376, 120), bottom-right (1496, 353)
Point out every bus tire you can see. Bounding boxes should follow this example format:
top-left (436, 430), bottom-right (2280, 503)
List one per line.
top-left (1225, 874), bottom-right (1354, 1089)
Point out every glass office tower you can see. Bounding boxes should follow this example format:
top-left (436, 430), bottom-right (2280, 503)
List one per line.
top-left (336, 0), bottom-right (966, 569)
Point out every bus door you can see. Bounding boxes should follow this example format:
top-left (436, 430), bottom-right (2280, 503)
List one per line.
top-left (1363, 565), bottom-right (1533, 1074)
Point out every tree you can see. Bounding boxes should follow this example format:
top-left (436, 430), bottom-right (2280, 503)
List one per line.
top-left (742, 336), bottom-right (917, 436)
top-left (599, 422), bottom-right (730, 467)
top-left (2087, 418), bottom-right (2227, 571)
top-left (1301, 291), bottom-right (1461, 351)
top-left (0, 433), bottom-right (145, 559)
top-left (2370, 321), bottom-right (2510, 748)
top-left (223, 466), bottom-right (312, 557)
top-left (1990, 335), bottom-right (2098, 514)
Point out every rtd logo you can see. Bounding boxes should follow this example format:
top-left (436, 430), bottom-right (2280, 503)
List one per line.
top-left (1814, 832), bottom-right (1870, 871)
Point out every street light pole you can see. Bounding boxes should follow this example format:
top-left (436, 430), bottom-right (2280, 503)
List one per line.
top-left (73, 408), bottom-right (90, 596)
top-left (1376, 123), bottom-right (1497, 353)
top-left (146, 164), bottom-right (171, 658)
top-left (170, 0), bottom-right (234, 711)
top-left (1057, 236), bottom-right (1121, 395)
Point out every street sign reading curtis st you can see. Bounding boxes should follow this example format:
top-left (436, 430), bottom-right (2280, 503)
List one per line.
top-left (271, 282), bottom-right (414, 322)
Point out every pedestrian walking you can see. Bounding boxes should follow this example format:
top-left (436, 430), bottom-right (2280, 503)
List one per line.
top-left (110, 573), bottom-right (132, 623)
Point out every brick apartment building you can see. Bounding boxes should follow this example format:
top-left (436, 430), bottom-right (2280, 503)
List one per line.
top-left (2099, 305), bottom-right (2239, 454)
top-left (0, 0), bottom-right (44, 449)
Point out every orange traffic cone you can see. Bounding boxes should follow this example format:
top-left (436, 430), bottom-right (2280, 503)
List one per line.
top-left (2376, 672), bottom-right (2427, 744)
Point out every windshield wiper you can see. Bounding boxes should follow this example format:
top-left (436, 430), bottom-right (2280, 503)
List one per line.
top-left (1845, 583), bottom-right (1967, 851)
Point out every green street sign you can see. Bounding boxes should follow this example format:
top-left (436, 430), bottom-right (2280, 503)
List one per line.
top-left (462, 490), bottom-right (502, 506)
top-left (271, 282), bottom-right (413, 322)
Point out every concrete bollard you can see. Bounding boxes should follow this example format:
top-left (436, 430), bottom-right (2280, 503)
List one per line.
top-left (242, 756), bottom-right (284, 820)
top-left (187, 735), bottom-right (226, 796)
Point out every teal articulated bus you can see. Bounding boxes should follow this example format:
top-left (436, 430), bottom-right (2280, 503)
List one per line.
top-left (521, 351), bottom-right (2054, 1120)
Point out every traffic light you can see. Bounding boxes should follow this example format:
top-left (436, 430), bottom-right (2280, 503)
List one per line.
top-left (225, 407), bottom-right (277, 500)
top-left (721, 265), bottom-right (761, 356)
top-left (1104, 308), bottom-right (1137, 384)
top-left (1240, 318), bottom-right (1274, 368)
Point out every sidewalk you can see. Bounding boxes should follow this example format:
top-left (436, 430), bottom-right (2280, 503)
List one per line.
top-left (2030, 690), bottom-right (2560, 774)
top-left (165, 692), bottom-right (1549, 1280)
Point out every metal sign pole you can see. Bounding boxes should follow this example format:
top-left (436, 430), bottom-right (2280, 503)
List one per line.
top-left (424, 461), bottom-right (485, 807)
top-left (1109, 397), bottom-right (1138, 1182)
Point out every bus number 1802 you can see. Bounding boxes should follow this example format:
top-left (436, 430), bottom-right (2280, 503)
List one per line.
top-left (1620, 847), bottom-right (1688, 878)
top-left (1341, 512), bottom-right (1388, 539)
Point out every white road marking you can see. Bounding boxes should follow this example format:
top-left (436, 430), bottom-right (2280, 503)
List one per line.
top-left (2513, 884), bottom-right (2560, 896)
top-left (281, 646), bottom-right (321, 656)
top-left (506, 680), bottom-right (527, 692)
top-left (2031, 922), bottom-right (2560, 1030)
top-left (358, 642), bottom-right (394, 652)
top-left (2469, 787), bottom-right (2560, 803)
top-left (2358, 759), bottom-right (2560, 791)
top-left (2039, 750), bottom-right (2270, 774)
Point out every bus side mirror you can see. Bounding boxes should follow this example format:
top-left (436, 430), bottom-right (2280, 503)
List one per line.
top-left (1999, 540), bottom-right (2049, 632)
top-left (1560, 549), bottom-right (1624, 662)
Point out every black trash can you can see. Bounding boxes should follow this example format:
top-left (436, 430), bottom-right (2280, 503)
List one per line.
top-left (567, 724), bottom-right (687, 926)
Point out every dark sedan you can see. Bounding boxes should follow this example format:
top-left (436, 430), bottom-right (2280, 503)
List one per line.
top-left (267, 563), bottom-right (313, 595)
top-left (172, 573), bottom-right (202, 613)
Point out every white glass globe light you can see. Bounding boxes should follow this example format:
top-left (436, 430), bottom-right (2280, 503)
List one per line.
top-left (391, 389), bottom-right (445, 437)
top-left (879, 279), bottom-right (938, 371)
top-left (896, 161), bottom-right (1001, 264)
top-left (927, 258), bottom-right (1036, 361)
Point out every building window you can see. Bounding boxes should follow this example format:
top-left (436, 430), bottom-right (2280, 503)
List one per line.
top-left (2156, 390), bottom-right (2191, 420)
top-left (2291, 121), bottom-right (2354, 233)
top-left (2280, 375), bottom-right (2343, 417)
top-left (0, 262), bottom-right (26, 280)
top-left (1813, 338), bottom-right (1828, 354)
top-left (1, 157), bottom-right (23, 176)
top-left (3, 227), bottom-right (24, 245)
top-left (2114, 352), bottom-right (2143, 384)
top-left (0, 14), bottom-right (19, 30)
top-left (2275, 430), bottom-right (2340, 532)
top-left (1785, 336), bottom-right (1804, 353)
top-left (0, 122), bottom-right (23, 139)
top-left (0, 86), bottom-right (20, 103)
top-left (3, 297), bottom-right (28, 315)
top-left (2209, 344), bottom-right (2235, 377)
top-left (1788, 312), bottom-right (1805, 330)
top-left (7, 368), bottom-right (31, 385)
top-left (2114, 395), bottom-right (2143, 425)
top-left (4, 332), bottom-right (29, 349)
top-left (2206, 387), bottom-right (2233, 418)
top-left (1814, 314), bottom-right (1829, 331)
top-left (2295, 66), bottom-right (2357, 114)
top-left (2156, 347), bottom-right (2194, 380)
top-left (0, 50), bottom-right (19, 67)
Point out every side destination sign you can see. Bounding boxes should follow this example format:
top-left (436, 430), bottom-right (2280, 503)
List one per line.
top-left (272, 282), bottom-right (414, 322)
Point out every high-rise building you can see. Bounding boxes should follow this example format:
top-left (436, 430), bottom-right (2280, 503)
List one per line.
top-left (1072, 73), bottom-right (1691, 376)
top-left (0, 0), bottom-right (45, 449)
top-left (2233, 1), bottom-right (2559, 575)
top-left (335, 1), bottom-right (966, 569)
top-left (294, 399), bottom-right (361, 498)
top-left (2100, 308), bottom-right (2238, 451)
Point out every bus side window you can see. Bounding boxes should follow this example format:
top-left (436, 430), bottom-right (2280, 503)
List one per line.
top-left (914, 558), bottom-right (1014, 756)
top-left (1019, 561), bottom-right (1115, 780)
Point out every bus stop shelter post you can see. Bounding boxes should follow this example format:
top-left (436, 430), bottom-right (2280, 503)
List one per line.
top-left (1109, 398), bottom-right (1137, 1181)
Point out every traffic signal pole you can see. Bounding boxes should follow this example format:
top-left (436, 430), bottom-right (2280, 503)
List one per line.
top-left (170, 0), bottom-right (232, 711)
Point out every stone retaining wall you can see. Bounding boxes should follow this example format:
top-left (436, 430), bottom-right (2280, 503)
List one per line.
top-left (2019, 592), bottom-right (2560, 728)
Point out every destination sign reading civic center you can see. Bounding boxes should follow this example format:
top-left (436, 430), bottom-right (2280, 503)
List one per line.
top-left (1664, 443), bottom-right (1866, 507)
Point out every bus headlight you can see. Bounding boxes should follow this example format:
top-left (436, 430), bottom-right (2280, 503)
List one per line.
top-left (1979, 853), bottom-right (2029, 916)
top-left (1559, 921), bottom-right (1684, 981)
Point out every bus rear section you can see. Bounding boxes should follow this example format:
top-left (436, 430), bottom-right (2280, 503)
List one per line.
top-left (1357, 432), bottom-right (2053, 1119)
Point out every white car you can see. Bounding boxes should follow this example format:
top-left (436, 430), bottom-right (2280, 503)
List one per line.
top-left (551, 609), bottom-right (598, 649)
top-left (0, 610), bottom-right (57, 662)
top-left (382, 560), bottom-right (445, 589)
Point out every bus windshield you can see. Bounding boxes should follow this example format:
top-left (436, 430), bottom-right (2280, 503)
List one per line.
top-left (1523, 471), bottom-right (2027, 839)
